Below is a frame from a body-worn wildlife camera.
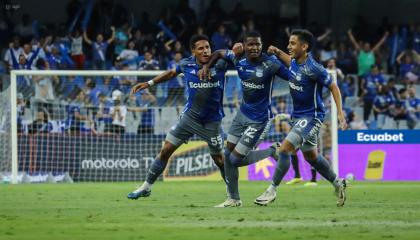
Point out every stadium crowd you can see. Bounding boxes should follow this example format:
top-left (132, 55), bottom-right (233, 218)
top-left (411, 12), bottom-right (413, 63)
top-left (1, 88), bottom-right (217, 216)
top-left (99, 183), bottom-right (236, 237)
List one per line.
top-left (0, 0), bottom-right (419, 134)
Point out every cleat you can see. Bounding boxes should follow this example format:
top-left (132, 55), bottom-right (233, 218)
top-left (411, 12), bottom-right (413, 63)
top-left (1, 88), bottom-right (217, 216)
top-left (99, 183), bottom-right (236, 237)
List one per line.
top-left (270, 142), bottom-right (281, 161)
top-left (127, 188), bottom-right (151, 200)
top-left (254, 187), bottom-right (277, 206)
top-left (214, 198), bottom-right (242, 208)
top-left (303, 181), bottom-right (318, 187)
top-left (286, 178), bottom-right (304, 185)
top-left (335, 179), bottom-right (347, 207)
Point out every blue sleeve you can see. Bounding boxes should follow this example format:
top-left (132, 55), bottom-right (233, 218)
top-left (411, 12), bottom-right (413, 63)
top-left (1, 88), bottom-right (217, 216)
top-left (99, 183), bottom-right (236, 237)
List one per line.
top-left (215, 59), bottom-right (228, 72)
top-left (176, 59), bottom-right (187, 74)
top-left (311, 62), bottom-right (332, 87)
top-left (272, 57), bottom-right (289, 80)
top-left (225, 49), bottom-right (236, 62)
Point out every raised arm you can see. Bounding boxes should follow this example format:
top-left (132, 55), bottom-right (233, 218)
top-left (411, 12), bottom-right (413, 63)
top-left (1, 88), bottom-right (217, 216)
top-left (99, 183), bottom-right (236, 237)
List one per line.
top-left (347, 29), bottom-right (360, 51)
top-left (328, 82), bottom-right (348, 130)
top-left (267, 45), bottom-right (291, 67)
top-left (317, 28), bottom-right (332, 42)
top-left (107, 26), bottom-right (116, 44)
top-left (372, 31), bottom-right (389, 52)
top-left (83, 30), bottom-right (92, 45)
top-left (396, 51), bottom-right (406, 64)
top-left (131, 69), bottom-right (178, 94)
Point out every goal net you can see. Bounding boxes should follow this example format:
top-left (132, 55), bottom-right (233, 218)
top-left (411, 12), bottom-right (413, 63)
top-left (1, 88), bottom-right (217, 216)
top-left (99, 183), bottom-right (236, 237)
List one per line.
top-left (1, 69), bottom-right (337, 183)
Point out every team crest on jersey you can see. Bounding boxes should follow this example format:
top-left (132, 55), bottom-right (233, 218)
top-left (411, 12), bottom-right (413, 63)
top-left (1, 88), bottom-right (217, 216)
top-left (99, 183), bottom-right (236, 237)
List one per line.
top-left (210, 68), bottom-right (217, 77)
top-left (256, 67), bottom-right (264, 77)
top-left (296, 73), bottom-right (302, 81)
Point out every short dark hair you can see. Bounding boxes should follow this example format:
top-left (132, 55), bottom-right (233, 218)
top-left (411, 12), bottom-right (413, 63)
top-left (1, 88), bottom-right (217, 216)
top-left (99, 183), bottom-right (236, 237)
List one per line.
top-left (189, 34), bottom-right (209, 50)
top-left (290, 29), bottom-right (314, 52)
top-left (242, 31), bottom-right (261, 42)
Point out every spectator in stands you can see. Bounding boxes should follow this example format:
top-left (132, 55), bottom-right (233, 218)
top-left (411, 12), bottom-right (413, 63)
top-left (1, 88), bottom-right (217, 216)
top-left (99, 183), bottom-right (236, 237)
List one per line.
top-left (347, 29), bottom-right (388, 76)
top-left (83, 26), bottom-right (116, 70)
top-left (166, 52), bottom-right (185, 106)
top-left (3, 36), bottom-right (22, 71)
top-left (138, 50), bottom-right (159, 70)
top-left (69, 29), bottom-right (85, 70)
top-left (27, 109), bottom-right (52, 134)
top-left (346, 110), bottom-right (368, 130)
top-left (393, 88), bottom-right (417, 129)
top-left (66, 91), bottom-right (92, 133)
top-left (130, 89), bottom-right (156, 134)
top-left (114, 22), bottom-right (132, 56)
top-left (211, 23), bottom-right (232, 51)
top-left (109, 90), bottom-right (127, 134)
top-left (407, 87), bottom-right (420, 125)
top-left (164, 40), bottom-right (188, 60)
top-left (360, 64), bottom-right (386, 123)
top-left (320, 41), bottom-right (337, 63)
top-left (17, 93), bottom-right (26, 134)
top-left (373, 84), bottom-right (393, 129)
top-left (385, 78), bottom-right (399, 102)
top-left (96, 93), bottom-right (113, 133)
top-left (34, 58), bottom-right (56, 116)
top-left (117, 40), bottom-right (139, 70)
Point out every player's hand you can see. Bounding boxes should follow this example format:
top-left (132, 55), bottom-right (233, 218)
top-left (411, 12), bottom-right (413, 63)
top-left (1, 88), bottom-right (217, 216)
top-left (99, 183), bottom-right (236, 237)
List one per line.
top-left (267, 45), bottom-right (280, 56)
top-left (198, 65), bottom-right (210, 81)
top-left (110, 26), bottom-right (116, 32)
top-left (338, 114), bottom-right (348, 130)
top-left (232, 42), bottom-right (244, 56)
top-left (347, 29), bottom-right (352, 35)
top-left (131, 82), bottom-right (149, 95)
top-left (8, 42), bottom-right (13, 49)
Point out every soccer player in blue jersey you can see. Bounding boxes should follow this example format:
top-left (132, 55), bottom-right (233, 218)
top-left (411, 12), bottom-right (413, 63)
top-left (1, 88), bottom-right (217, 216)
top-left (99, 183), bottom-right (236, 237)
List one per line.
top-left (200, 31), bottom-right (290, 207)
top-left (127, 35), bottom-right (232, 200)
top-left (254, 29), bottom-right (348, 207)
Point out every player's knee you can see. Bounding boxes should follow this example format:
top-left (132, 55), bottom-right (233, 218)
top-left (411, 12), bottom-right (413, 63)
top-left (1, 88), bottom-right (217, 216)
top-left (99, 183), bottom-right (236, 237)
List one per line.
top-left (229, 152), bottom-right (244, 167)
top-left (211, 153), bottom-right (224, 167)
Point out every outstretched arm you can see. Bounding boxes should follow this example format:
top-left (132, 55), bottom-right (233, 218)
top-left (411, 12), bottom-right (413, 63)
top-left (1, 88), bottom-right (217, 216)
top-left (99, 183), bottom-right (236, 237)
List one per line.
top-left (372, 31), bottom-right (389, 52)
top-left (267, 45), bottom-right (291, 67)
top-left (329, 82), bottom-right (347, 130)
top-left (131, 69), bottom-right (177, 94)
top-left (347, 29), bottom-right (360, 51)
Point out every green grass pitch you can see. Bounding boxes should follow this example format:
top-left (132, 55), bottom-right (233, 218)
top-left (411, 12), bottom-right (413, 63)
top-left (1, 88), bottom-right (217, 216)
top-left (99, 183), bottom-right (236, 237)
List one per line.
top-left (1, 181), bottom-right (420, 240)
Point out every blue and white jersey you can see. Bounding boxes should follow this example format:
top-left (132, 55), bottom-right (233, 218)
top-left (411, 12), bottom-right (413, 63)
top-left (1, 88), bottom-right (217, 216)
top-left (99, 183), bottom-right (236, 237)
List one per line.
top-left (176, 56), bottom-right (227, 123)
top-left (225, 51), bottom-right (289, 122)
top-left (288, 53), bottom-right (332, 120)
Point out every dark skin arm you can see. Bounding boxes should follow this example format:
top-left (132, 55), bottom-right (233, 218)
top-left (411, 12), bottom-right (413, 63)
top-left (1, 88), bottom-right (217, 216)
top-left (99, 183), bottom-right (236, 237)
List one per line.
top-left (131, 69), bottom-right (177, 94)
top-left (199, 43), bottom-right (244, 80)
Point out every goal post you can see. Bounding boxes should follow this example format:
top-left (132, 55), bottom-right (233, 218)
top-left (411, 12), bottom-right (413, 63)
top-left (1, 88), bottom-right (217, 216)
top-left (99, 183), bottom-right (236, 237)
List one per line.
top-left (326, 69), bottom-right (339, 175)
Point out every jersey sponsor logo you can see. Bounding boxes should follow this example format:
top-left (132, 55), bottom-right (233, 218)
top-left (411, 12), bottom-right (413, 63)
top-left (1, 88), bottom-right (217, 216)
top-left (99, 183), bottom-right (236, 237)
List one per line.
top-left (289, 82), bottom-right (303, 92)
top-left (188, 81), bottom-right (220, 88)
top-left (189, 69), bottom-right (196, 75)
top-left (242, 81), bottom-right (264, 89)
